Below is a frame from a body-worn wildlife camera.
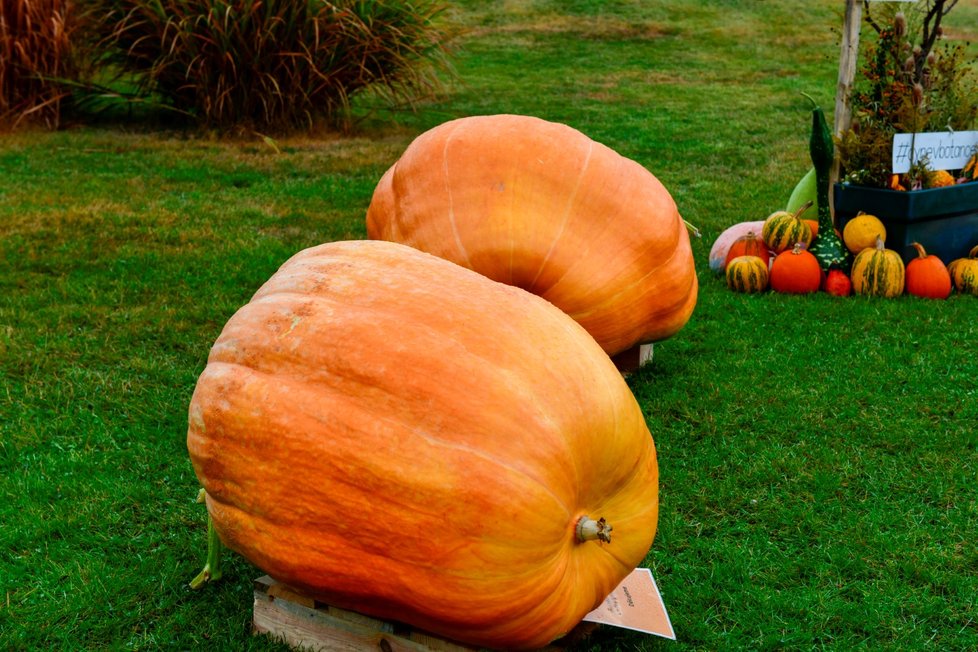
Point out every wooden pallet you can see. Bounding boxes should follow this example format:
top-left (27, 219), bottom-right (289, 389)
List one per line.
top-left (611, 343), bottom-right (653, 375)
top-left (252, 576), bottom-right (597, 652)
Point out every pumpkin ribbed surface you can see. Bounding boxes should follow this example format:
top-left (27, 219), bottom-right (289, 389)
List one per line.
top-left (187, 240), bottom-right (659, 650)
top-left (709, 220), bottom-right (766, 273)
top-left (724, 231), bottom-right (770, 269)
top-left (769, 242), bottom-right (822, 295)
top-left (726, 255), bottom-right (768, 293)
top-left (949, 245), bottom-right (978, 295)
top-left (851, 237), bottom-right (905, 297)
top-left (365, 114), bottom-right (697, 356)
top-left (905, 242), bottom-right (951, 299)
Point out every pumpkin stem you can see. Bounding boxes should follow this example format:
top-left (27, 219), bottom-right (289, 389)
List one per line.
top-left (575, 516), bottom-right (612, 544)
top-left (190, 490), bottom-right (225, 589)
top-left (791, 200), bottom-right (814, 220)
top-left (682, 218), bottom-right (701, 239)
top-left (910, 242), bottom-right (928, 259)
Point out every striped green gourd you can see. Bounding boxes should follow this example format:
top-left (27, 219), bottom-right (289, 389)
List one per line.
top-left (726, 255), bottom-right (769, 293)
top-left (851, 236), bottom-right (905, 297)
top-left (948, 245), bottom-right (978, 295)
top-left (803, 94), bottom-right (850, 272)
top-left (761, 201), bottom-right (813, 254)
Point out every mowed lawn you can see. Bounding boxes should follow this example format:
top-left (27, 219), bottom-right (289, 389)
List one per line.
top-left (2, 1), bottom-right (977, 650)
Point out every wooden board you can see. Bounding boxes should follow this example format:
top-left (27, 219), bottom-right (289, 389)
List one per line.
top-left (252, 576), bottom-right (598, 652)
top-left (611, 343), bottom-right (653, 375)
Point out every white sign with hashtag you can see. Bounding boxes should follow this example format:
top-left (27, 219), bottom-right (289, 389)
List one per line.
top-left (892, 131), bottom-right (978, 174)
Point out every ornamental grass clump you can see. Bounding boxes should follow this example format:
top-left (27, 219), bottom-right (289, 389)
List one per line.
top-left (101, 0), bottom-right (453, 131)
top-left (836, 0), bottom-right (978, 189)
top-left (0, 0), bottom-right (90, 129)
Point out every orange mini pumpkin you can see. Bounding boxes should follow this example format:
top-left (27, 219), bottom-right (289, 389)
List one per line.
top-left (769, 242), bottom-right (822, 294)
top-left (366, 114), bottom-right (697, 356)
top-left (724, 231), bottom-right (771, 270)
top-left (905, 242), bottom-right (951, 299)
top-left (188, 240), bottom-right (659, 650)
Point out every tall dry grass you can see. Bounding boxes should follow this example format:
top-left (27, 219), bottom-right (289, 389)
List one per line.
top-left (101, 0), bottom-right (454, 131)
top-left (0, 0), bottom-right (89, 128)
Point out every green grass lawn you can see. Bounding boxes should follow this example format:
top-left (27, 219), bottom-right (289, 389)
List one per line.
top-left (2, 1), bottom-right (978, 649)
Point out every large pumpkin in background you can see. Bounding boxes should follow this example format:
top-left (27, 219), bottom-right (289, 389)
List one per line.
top-left (366, 114), bottom-right (697, 356)
top-left (187, 240), bottom-right (659, 650)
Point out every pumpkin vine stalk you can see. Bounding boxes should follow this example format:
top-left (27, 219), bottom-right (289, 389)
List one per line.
top-left (190, 489), bottom-right (225, 589)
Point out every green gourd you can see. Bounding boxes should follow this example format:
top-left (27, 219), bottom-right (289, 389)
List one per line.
top-left (786, 167), bottom-right (818, 216)
top-left (803, 94), bottom-right (850, 272)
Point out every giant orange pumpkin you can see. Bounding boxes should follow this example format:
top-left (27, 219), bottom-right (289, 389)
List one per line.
top-left (187, 240), bottom-right (659, 650)
top-left (365, 114), bottom-right (697, 356)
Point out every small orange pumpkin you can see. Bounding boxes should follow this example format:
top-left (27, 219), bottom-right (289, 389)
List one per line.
top-left (724, 231), bottom-right (771, 270)
top-left (769, 242), bottom-right (822, 294)
top-left (905, 242), bottom-right (951, 299)
top-left (188, 240), bottom-right (659, 650)
top-left (366, 114), bottom-right (697, 356)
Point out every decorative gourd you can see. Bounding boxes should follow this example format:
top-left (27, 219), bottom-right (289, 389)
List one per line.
top-left (724, 231), bottom-right (770, 269)
top-left (822, 269), bottom-right (852, 297)
top-left (709, 220), bottom-right (767, 273)
top-left (762, 201), bottom-right (813, 254)
top-left (786, 166), bottom-right (818, 215)
top-left (842, 212), bottom-right (887, 254)
top-left (726, 255), bottom-right (769, 293)
top-left (803, 95), bottom-right (850, 271)
top-left (948, 245), bottom-right (978, 295)
top-left (905, 242), bottom-right (951, 299)
top-left (187, 240), bottom-right (659, 650)
top-left (365, 114), bottom-right (697, 356)
top-left (769, 242), bottom-right (822, 294)
top-left (851, 236), bottom-right (905, 297)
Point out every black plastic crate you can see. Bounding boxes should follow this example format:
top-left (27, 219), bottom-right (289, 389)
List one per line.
top-left (834, 182), bottom-right (978, 265)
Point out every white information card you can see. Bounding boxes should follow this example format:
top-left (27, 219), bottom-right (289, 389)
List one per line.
top-left (892, 131), bottom-right (978, 174)
top-left (582, 567), bottom-right (676, 640)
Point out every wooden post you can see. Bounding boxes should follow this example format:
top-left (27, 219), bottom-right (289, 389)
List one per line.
top-left (834, 0), bottom-right (864, 141)
top-left (830, 0), bottom-right (865, 213)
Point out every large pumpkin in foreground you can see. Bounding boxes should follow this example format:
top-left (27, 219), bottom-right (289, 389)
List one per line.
top-left (187, 240), bottom-right (659, 650)
top-left (365, 114), bottom-right (697, 356)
